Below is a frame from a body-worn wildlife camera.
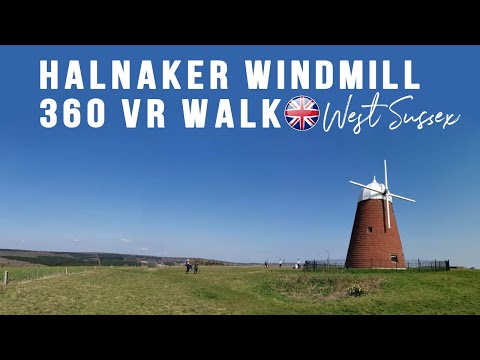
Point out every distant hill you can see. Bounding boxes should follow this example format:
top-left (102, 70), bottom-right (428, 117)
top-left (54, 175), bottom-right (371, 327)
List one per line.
top-left (0, 249), bottom-right (226, 267)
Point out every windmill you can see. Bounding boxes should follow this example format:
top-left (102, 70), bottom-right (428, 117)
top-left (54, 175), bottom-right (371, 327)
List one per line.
top-left (345, 160), bottom-right (415, 269)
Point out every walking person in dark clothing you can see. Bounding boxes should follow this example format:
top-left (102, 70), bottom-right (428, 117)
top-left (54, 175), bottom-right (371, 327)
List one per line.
top-left (185, 259), bottom-right (192, 273)
top-left (193, 261), bottom-right (199, 274)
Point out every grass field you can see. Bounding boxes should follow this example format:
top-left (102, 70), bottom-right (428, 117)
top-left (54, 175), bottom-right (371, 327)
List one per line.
top-left (1, 266), bottom-right (479, 314)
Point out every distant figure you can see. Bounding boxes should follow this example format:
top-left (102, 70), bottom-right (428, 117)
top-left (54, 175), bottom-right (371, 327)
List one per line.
top-left (279, 259), bottom-right (282, 267)
top-left (296, 259), bottom-right (301, 269)
top-left (193, 262), bottom-right (199, 274)
top-left (185, 259), bottom-right (192, 273)
top-left (265, 260), bottom-right (269, 268)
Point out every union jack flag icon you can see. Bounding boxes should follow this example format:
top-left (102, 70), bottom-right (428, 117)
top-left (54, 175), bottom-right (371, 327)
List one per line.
top-left (284, 95), bottom-right (320, 131)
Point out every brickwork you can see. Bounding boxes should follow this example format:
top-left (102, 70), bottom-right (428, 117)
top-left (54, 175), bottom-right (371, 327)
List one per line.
top-left (345, 199), bottom-right (406, 268)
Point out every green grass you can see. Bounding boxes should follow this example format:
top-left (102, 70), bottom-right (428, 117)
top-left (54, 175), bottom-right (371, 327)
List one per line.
top-left (0, 266), bottom-right (479, 314)
top-left (1, 266), bottom-right (87, 282)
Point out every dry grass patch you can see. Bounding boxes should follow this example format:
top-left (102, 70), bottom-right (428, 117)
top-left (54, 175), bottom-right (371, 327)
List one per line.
top-left (274, 273), bottom-right (384, 301)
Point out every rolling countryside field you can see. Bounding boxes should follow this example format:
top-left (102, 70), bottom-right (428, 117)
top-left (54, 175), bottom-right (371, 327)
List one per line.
top-left (1, 266), bottom-right (479, 314)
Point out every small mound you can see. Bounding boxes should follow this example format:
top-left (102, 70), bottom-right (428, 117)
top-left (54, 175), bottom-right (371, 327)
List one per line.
top-left (273, 274), bottom-right (384, 301)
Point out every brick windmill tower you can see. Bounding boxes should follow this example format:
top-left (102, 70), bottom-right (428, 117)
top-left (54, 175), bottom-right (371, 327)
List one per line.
top-left (345, 160), bottom-right (415, 269)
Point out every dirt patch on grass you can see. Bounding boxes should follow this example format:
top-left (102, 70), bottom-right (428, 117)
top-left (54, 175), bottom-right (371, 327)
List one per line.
top-left (274, 274), bottom-right (384, 301)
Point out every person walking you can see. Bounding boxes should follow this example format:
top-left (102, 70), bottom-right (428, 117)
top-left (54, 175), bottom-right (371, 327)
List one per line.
top-left (185, 259), bottom-right (192, 273)
top-left (296, 259), bottom-right (301, 269)
top-left (279, 259), bottom-right (282, 267)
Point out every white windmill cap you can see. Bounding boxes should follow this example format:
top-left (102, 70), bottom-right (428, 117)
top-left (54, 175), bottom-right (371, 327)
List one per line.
top-left (357, 176), bottom-right (392, 203)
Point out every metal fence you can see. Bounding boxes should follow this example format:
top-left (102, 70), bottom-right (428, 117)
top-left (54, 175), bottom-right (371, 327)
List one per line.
top-left (405, 259), bottom-right (449, 271)
top-left (304, 260), bottom-right (345, 271)
top-left (304, 259), bottom-right (450, 271)
top-left (2, 266), bottom-right (87, 285)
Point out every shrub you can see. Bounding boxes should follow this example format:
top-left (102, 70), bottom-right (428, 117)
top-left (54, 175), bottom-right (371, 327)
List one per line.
top-left (347, 284), bottom-right (366, 297)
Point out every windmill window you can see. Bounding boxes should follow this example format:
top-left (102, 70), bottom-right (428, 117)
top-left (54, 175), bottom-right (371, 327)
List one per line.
top-left (390, 254), bottom-right (398, 263)
top-left (367, 226), bottom-right (373, 233)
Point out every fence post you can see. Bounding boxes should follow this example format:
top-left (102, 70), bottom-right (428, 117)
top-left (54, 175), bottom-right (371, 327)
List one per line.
top-left (446, 260), bottom-right (450, 271)
top-left (418, 258), bottom-right (420, 271)
top-left (65, 267), bottom-right (68, 274)
top-left (3, 271), bottom-right (8, 286)
top-left (434, 260), bottom-right (437, 272)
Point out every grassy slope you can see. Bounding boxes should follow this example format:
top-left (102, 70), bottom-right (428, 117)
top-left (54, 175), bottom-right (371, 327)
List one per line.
top-left (0, 266), bottom-right (479, 314)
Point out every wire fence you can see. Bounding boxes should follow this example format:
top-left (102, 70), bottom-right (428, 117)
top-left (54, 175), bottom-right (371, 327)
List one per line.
top-left (304, 259), bottom-right (450, 271)
top-left (406, 259), bottom-right (449, 271)
top-left (2, 266), bottom-right (88, 285)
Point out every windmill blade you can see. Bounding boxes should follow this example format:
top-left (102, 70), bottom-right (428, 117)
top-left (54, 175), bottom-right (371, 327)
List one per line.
top-left (385, 194), bottom-right (391, 229)
top-left (349, 181), bottom-right (383, 194)
top-left (384, 160), bottom-right (389, 190)
top-left (389, 192), bottom-right (416, 203)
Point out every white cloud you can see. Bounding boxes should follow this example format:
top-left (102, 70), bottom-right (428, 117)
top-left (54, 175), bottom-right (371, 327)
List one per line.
top-left (120, 238), bottom-right (133, 244)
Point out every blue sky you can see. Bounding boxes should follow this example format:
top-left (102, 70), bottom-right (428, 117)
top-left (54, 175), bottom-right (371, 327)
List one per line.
top-left (0, 45), bottom-right (479, 267)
